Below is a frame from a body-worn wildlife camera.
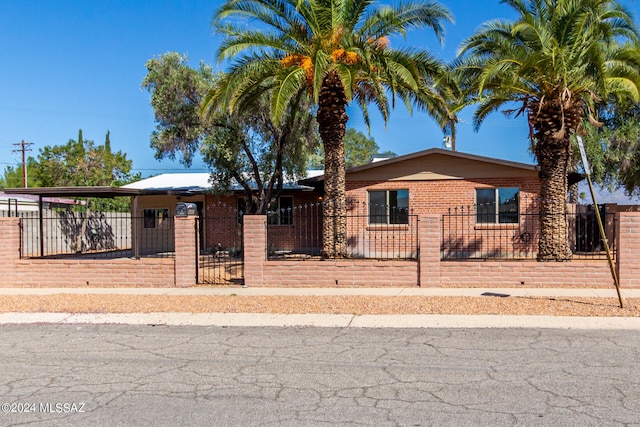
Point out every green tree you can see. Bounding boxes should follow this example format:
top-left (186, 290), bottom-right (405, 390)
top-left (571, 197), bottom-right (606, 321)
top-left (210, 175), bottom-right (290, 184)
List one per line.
top-left (142, 52), bottom-right (215, 167)
top-left (0, 157), bottom-right (39, 188)
top-left (457, 0), bottom-right (640, 261)
top-left (34, 130), bottom-right (138, 211)
top-left (307, 128), bottom-right (396, 169)
top-left (208, 0), bottom-right (453, 257)
top-left (35, 129), bottom-right (134, 187)
top-left (581, 102), bottom-right (640, 198)
top-left (143, 52), bottom-right (317, 214)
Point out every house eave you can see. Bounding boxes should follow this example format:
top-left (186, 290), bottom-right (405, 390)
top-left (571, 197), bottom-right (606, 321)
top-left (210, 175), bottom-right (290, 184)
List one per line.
top-left (300, 148), bottom-right (539, 184)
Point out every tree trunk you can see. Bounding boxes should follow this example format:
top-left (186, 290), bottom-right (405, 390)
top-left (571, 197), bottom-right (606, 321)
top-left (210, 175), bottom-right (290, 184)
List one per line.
top-left (568, 182), bottom-right (579, 204)
top-left (317, 71), bottom-right (348, 258)
top-left (535, 136), bottom-right (573, 261)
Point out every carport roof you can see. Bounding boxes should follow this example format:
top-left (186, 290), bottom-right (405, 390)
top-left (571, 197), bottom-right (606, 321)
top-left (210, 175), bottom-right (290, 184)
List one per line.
top-left (2, 186), bottom-right (183, 198)
top-left (3, 172), bottom-right (316, 199)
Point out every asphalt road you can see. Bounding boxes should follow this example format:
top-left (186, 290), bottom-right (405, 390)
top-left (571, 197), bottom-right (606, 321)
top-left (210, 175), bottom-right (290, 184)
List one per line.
top-left (1, 325), bottom-right (639, 426)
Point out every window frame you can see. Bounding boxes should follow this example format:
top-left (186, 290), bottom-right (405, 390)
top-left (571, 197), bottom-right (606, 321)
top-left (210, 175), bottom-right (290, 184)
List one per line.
top-left (143, 208), bottom-right (170, 229)
top-left (475, 187), bottom-right (520, 224)
top-left (237, 198), bottom-right (246, 225)
top-left (368, 189), bottom-right (409, 225)
top-left (267, 196), bottom-right (294, 226)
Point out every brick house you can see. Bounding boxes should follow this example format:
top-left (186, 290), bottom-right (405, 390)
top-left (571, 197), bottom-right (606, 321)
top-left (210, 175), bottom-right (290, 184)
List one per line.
top-left (4, 148), bottom-right (640, 288)
top-left (297, 148), bottom-right (544, 259)
top-left (112, 148), bottom-right (546, 258)
top-left (304, 147), bottom-right (541, 216)
top-left (3, 148), bottom-right (574, 261)
top-left (121, 172), bottom-right (321, 254)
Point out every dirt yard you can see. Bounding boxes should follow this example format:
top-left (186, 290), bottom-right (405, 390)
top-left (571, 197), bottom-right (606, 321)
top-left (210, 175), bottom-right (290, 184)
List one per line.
top-left (0, 294), bottom-right (638, 317)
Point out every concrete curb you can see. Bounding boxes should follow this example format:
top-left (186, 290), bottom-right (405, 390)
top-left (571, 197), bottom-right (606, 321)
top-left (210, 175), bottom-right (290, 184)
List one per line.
top-left (1, 312), bottom-right (639, 329)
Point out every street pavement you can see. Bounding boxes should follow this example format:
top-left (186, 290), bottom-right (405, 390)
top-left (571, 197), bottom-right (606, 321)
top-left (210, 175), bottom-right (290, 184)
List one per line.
top-left (2, 290), bottom-right (639, 425)
top-left (0, 324), bottom-right (639, 426)
top-left (0, 287), bottom-right (639, 329)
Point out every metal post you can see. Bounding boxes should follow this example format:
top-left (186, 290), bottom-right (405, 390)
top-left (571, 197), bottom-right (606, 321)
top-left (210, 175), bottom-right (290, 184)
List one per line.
top-left (577, 136), bottom-right (623, 308)
top-left (586, 174), bottom-right (623, 308)
top-left (38, 196), bottom-right (44, 258)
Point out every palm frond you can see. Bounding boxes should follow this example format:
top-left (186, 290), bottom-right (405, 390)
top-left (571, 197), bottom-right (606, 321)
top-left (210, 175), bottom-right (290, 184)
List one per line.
top-left (271, 67), bottom-right (308, 125)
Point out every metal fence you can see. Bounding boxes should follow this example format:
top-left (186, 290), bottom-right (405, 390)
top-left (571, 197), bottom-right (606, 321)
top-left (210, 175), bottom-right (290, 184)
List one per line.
top-left (7, 209), bottom-right (175, 259)
top-left (441, 202), bottom-right (616, 260)
top-left (266, 201), bottom-right (419, 260)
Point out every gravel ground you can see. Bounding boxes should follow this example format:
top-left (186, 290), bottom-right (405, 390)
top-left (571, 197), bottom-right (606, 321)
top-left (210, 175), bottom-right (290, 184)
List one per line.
top-left (0, 294), bottom-right (638, 317)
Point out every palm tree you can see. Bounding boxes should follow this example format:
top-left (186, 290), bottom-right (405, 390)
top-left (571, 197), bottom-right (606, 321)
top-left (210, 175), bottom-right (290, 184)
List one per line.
top-left (205, 0), bottom-right (453, 257)
top-left (457, 0), bottom-right (640, 261)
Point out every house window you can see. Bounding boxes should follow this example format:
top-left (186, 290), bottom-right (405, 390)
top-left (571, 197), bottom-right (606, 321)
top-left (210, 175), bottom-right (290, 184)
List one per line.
top-left (368, 190), bottom-right (409, 224)
top-left (476, 188), bottom-right (519, 224)
top-left (268, 196), bottom-right (294, 225)
top-left (237, 198), bottom-right (246, 225)
top-left (143, 208), bottom-right (170, 229)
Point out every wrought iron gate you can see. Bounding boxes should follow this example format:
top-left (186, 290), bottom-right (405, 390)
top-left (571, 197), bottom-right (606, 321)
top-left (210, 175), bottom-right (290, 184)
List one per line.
top-left (197, 204), bottom-right (244, 285)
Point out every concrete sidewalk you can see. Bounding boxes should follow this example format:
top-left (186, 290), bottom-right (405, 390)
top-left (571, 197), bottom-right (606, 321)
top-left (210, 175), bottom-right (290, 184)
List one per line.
top-left (0, 286), bottom-right (638, 329)
top-left (1, 312), bottom-right (639, 329)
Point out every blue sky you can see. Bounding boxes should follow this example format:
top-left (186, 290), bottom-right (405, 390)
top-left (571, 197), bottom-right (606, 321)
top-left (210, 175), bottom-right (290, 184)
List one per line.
top-left (0, 0), bottom-right (638, 201)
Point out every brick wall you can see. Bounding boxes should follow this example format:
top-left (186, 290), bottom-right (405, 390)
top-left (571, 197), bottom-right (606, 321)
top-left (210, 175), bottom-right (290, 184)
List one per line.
top-left (0, 217), bottom-right (175, 287)
top-left (244, 213), bottom-right (636, 289)
top-left (10, 258), bottom-right (175, 287)
top-left (437, 260), bottom-right (613, 288)
top-left (244, 215), bottom-right (266, 286)
top-left (174, 215), bottom-right (198, 287)
top-left (617, 212), bottom-right (640, 288)
top-left (245, 212), bottom-right (418, 287)
top-left (263, 260), bottom-right (417, 287)
top-left (2, 210), bottom-right (638, 289)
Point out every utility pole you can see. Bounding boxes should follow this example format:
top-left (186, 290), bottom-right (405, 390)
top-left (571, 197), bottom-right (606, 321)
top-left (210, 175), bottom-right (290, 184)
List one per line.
top-left (12, 140), bottom-right (33, 188)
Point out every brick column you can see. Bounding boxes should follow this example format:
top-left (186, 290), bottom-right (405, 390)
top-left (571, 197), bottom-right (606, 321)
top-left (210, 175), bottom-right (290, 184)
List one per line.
top-left (419, 215), bottom-right (441, 287)
top-left (243, 215), bottom-right (266, 287)
top-left (0, 218), bottom-right (20, 285)
top-left (617, 212), bottom-right (640, 288)
top-left (174, 215), bottom-right (199, 287)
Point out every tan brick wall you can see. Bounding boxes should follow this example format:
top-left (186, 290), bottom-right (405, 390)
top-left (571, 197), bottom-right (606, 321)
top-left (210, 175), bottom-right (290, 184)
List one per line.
top-left (245, 212), bottom-right (633, 289)
top-left (0, 218), bottom-right (20, 284)
top-left (0, 217), bottom-right (175, 287)
top-left (262, 259), bottom-right (418, 287)
top-left (244, 215), bottom-right (267, 286)
top-left (419, 216), bottom-right (440, 286)
top-left (174, 215), bottom-right (198, 287)
top-left (438, 260), bottom-right (613, 288)
top-left (1, 208), bottom-right (637, 289)
top-left (617, 212), bottom-right (640, 288)
top-left (425, 213), bottom-right (617, 288)
top-left (9, 258), bottom-right (175, 287)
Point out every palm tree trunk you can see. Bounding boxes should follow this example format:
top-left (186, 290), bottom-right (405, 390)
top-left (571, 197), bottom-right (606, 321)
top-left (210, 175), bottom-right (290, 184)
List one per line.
top-left (535, 137), bottom-right (573, 261)
top-left (317, 71), bottom-right (348, 258)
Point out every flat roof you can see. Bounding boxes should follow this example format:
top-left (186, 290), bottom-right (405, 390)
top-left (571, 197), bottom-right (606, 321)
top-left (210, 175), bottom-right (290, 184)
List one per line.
top-left (2, 187), bottom-right (181, 198)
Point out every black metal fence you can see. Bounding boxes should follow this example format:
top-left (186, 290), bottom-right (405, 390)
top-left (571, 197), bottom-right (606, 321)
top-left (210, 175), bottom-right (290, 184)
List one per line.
top-left (7, 209), bottom-right (175, 259)
top-left (441, 202), bottom-right (616, 260)
top-left (266, 201), bottom-right (419, 260)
